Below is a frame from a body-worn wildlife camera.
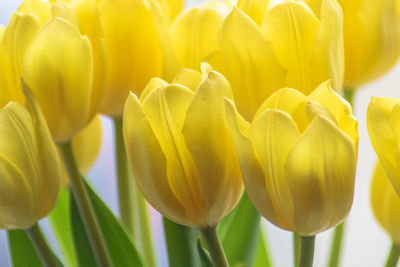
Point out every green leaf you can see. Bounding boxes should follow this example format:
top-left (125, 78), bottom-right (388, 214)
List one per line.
top-left (197, 239), bottom-right (213, 267)
top-left (163, 217), bottom-right (202, 267)
top-left (48, 188), bottom-right (77, 267)
top-left (70, 182), bottom-right (144, 267)
top-left (253, 228), bottom-right (272, 267)
top-left (221, 192), bottom-right (262, 266)
top-left (8, 230), bottom-right (43, 267)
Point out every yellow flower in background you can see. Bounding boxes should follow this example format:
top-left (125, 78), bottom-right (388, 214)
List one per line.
top-left (367, 97), bottom-right (400, 197)
top-left (329, 0), bottom-right (400, 89)
top-left (1, 0), bottom-right (106, 143)
top-left (225, 81), bottom-right (358, 236)
top-left (123, 66), bottom-right (243, 228)
top-left (218, 0), bottom-right (344, 120)
top-left (98, 0), bottom-right (183, 118)
top-left (371, 160), bottom-right (400, 245)
top-left (0, 84), bottom-right (62, 230)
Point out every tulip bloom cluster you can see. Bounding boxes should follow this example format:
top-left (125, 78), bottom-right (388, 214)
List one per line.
top-left (0, 0), bottom-right (400, 266)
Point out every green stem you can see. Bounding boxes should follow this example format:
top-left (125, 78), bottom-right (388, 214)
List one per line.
top-left (59, 142), bottom-right (112, 267)
top-left (298, 235), bottom-right (315, 267)
top-left (113, 118), bottom-right (136, 237)
top-left (200, 226), bottom-right (229, 267)
top-left (113, 117), bottom-right (156, 267)
top-left (327, 222), bottom-right (345, 267)
top-left (342, 88), bottom-right (355, 105)
top-left (385, 243), bottom-right (400, 267)
top-left (293, 232), bottom-right (301, 267)
top-left (137, 187), bottom-right (157, 267)
top-left (25, 224), bottom-right (59, 267)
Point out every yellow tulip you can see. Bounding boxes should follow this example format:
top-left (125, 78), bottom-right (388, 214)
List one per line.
top-left (219, 0), bottom-right (344, 120)
top-left (367, 97), bottom-right (400, 197)
top-left (225, 81), bottom-right (358, 236)
top-left (99, 0), bottom-right (182, 117)
top-left (0, 0), bottom-right (105, 143)
top-left (327, 0), bottom-right (400, 88)
top-left (371, 160), bottom-right (400, 245)
top-left (123, 66), bottom-right (243, 228)
top-left (0, 84), bottom-right (62, 230)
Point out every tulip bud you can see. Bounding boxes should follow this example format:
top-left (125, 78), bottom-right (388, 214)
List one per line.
top-left (371, 160), bottom-right (400, 245)
top-left (334, 0), bottom-right (400, 88)
top-left (123, 66), bottom-right (243, 228)
top-left (225, 81), bottom-right (358, 236)
top-left (367, 97), bottom-right (400, 197)
top-left (0, 84), bottom-right (62, 230)
top-left (219, 0), bottom-right (344, 120)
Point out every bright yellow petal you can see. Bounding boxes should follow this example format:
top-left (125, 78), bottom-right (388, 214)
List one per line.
top-left (308, 81), bottom-right (358, 145)
top-left (367, 97), bottom-right (400, 196)
top-left (18, 0), bottom-right (52, 24)
top-left (172, 68), bottom-right (202, 91)
top-left (99, 0), bottom-right (162, 117)
top-left (309, 0), bottom-right (344, 92)
top-left (224, 98), bottom-right (282, 227)
top-left (237, 0), bottom-right (269, 25)
top-left (182, 71), bottom-right (243, 226)
top-left (51, 2), bottom-right (80, 27)
top-left (140, 78), bottom-right (169, 102)
top-left (250, 108), bottom-right (301, 229)
top-left (22, 17), bottom-right (93, 143)
top-left (0, 13), bottom-right (40, 107)
top-left (169, 3), bottom-right (228, 71)
top-left (221, 8), bottom-right (286, 120)
top-left (261, 1), bottom-right (320, 93)
top-left (371, 160), bottom-right (400, 245)
top-left (72, 115), bottom-right (102, 174)
top-left (123, 92), bottom-right (188, 226)
top-left (142, 85), bottom-right (206, 226)
top-left (285, 115), bottom-right (356, 235)
top-left (254, 88), bottom-right (308, 132)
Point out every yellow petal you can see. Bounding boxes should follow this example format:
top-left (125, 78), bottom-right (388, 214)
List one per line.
top-left (309, 0), bottom-right (344, 92)
top-left (99, 0), bottom-right (162, 117)
top-left (51, 2), bottom-right (80, 27)
top-left (221, 8), bottom-right (286, 120)
top-left (367, 97), bottom-right (400, 196)
top-left (224, 98), bottom-right (282, 227)
top-left (22, 17), bottom-right (93, 143)
top-left (304, 100), bottom-right (337, 124)
top-left (250, 108), bottom-right (301, 230)
top-left (371, 160), bottom-right (400, 245)
top-left (285, 115), bottom-right (356, 235)
top-left (140, 78), bottom-right (169, 102)
top-left (123, 92), bottom-right (187, 226)
top-left (0, 13), bottom-right (40, 107)
top-left (182, 71), bottom-right (243, 225)
top-left (237, 0), bottom-right (269, 25)
top-left (261, 1), bottom-right (320, 93)
top-left (254, 88), bottom-right (308, 132)
top-left (172, 68), bottom-right (202, 91)
top-left (169, 3), bottom-right (228, 70)
top-left (308, 81), bottom-right (358, 145)
top-left (142, 85), bottom-right (206, 226)
top-left (72, 115), bottom-right (102, 174)
top-left (18, 0), bottom-right (52, 24)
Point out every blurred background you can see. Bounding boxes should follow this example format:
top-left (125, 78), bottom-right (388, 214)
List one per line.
top-left (1, 0), bottom-right (400, 266)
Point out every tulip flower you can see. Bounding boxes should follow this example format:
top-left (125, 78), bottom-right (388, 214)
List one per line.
top-left (123, 66), bottom-right (243, 228)
top-left (0, 85), bottom-right (62, 230)
top-left (225, 81), bottom-right (358, 236)
top-left (99, 0), bottom-right (182, 117)
top-left (218, 0), bottom-right (344, 120)
top-left (367, 97), bottom-right (400, 197)
top-left (0, 0), bottom-right (105, 143)
top-left (331, 0), bottom-right (400, 89)
top-left (371, 160), bottom-right (400, 245)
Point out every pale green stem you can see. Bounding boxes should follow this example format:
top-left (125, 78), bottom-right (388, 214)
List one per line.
top-left (385, 243), bottom-right (400, 267)
top-left (298, 236), bottom-right (315, 267)
top-left (25, 224), bottom-right (58, 267)
top-left (113, 117), bottom-right (156, 267)
top-left (59, 142), bottom-right (112, 267)
top-left (293, 232), bottom-right (301, 267)
top-left (200, 226), bottom-right (229, 267)
top-left (113, 118), bottom-right (136, 237)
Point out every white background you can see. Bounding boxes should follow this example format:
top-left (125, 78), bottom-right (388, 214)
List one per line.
top-left (0, 0), bottom-right (399, 266)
